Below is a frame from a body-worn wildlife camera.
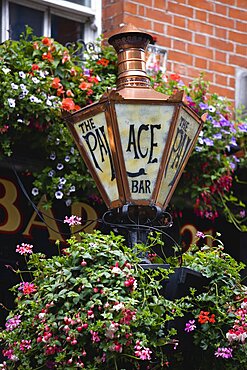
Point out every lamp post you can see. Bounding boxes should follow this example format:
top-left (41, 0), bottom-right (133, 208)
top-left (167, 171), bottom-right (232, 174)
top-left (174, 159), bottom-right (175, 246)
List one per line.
top-left (65, 24), bottom-right (206, 251)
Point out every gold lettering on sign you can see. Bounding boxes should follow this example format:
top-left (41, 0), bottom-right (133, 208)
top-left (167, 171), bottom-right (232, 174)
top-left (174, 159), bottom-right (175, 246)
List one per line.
top-left (71, 202), bottom-right (98, 241)
top-left (22, 195), bottom-right (65, 242)
top-left (0, 178), bottom-right (21, 232)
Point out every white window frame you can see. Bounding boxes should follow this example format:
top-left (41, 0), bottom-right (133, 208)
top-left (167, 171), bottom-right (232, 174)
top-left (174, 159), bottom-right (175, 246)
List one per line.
top-left (1, 0), bottom-right (101, 43)
top-left (235, 67), bottom-right (247, 118)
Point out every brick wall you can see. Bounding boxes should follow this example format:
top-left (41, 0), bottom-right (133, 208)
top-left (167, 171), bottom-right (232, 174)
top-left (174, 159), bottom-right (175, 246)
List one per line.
top-left (102, 0), bottom-right (247, 102)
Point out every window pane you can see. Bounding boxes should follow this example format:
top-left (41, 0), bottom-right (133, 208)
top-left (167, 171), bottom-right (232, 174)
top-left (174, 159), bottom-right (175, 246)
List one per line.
top-left (51, 15), bottom-right (84, 45)
top-left (64, 0), bottom-right (91, 6)
top-left (9, 2), bottom-right (43, 40)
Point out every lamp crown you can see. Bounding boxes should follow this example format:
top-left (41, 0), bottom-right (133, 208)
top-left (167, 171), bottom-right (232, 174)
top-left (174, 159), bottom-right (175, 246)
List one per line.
top-left (108, 24), bottom-right (153, 90)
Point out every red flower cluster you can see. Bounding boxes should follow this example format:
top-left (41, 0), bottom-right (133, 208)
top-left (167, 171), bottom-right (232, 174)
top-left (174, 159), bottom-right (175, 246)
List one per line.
top-left (96, 58), bottom-right (109, 67)
top-left (198, 311), bottom-right (216, 324)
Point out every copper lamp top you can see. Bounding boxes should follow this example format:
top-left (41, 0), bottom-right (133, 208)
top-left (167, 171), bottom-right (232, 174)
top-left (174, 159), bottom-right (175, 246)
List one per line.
top-left (108, 24), bottom-right (154, 90)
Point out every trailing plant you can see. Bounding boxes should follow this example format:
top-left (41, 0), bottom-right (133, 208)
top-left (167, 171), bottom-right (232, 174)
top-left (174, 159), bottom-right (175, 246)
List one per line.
top-left (0, 28), bottom-right (246, 227)
top-left (0, 228), bottom-right (181, 369)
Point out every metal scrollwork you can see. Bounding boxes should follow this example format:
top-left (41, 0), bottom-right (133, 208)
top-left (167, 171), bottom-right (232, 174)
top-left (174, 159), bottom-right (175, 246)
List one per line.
top-left (65, 39), bottom-right (101, 63)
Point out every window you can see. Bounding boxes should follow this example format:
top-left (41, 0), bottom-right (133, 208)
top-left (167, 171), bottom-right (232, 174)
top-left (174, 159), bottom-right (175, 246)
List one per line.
top-left (9, 3), bottom-right (44, 39)
top-left (1, 0), bottom-right (101, 44)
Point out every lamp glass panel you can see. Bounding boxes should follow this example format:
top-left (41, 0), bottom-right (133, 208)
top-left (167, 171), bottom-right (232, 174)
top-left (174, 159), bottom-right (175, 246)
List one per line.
top-left (115, 103), bottom-right (175, 201)
top-left (157, 108), bottom-right (200, 206)
top-left (73, 111), bottom-right (119, 202)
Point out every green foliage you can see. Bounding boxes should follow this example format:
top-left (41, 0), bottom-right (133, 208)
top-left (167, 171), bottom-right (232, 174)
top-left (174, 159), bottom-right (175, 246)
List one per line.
top-left (0, 231), bottom-right (181, 369)
top-left (0, 28), bottom-right (246, 228)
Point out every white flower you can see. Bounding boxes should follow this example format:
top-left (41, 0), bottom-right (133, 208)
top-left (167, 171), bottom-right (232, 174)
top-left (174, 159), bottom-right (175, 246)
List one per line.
top-left (57, 163), bottom-right (64, 170)
top-left (30, 96), bottom-right (41, 103)
top-left (2, 67), bottom-right (11, 74)
top-left (55, 191), bottom-right (63, 199)
top-left (17, 119), bottom-right (23, 123)
top-left (65, 155), bottom-right (70, 162)
top-left (32, 188), bottom-right (39, 196)
top-left (111, 266), bottom-right (122, 274)
top-left (50, 153), bottom-right (56, 160)
top-left (112, 302), bottom-right (124, 311)
top-left (208, 105), bottom-right (216, 112)
top-left (11, 83), bottom-right (18, 90)
top-left (65, 199), bottom-right (72, 207)
top-left (8, 98), bottom-right (15, 108)
top-left (19, 71), bottom-right (26, 79)
top-left (32, 77), bottom-right (40, 84)
top-left (70, 185), bottom-right (75, 192)
top-left (39, 71), bottom-right (47, 78)
top-left (59, 177), bottom-right (66, 185)
top-left (105, 323), bottom-right (119, 339)
top-left (48, 170), bottom-right (55, 177)
top-left (46, 99), bottom-right (52, 106)
top-left (20, 84), bottom-right (26, 90)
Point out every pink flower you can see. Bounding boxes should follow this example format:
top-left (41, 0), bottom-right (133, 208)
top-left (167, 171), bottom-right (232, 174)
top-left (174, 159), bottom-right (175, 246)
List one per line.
top-left (196, 231), bottom-right (206, 239)
top-left (16, 243), bottom-right (33, 255)
top-left (5, 315), bottom-right (21, 331)
top-left (214, 347), bottom-right (233, 359)
top-left (64, 215), bottom-right (82, 227)
top-left (185, 319), bottom-right (196, 332)
top-left (90, 330), bottom-right (100, 343)
top-left (20, 340), bottom-right (31, 351)
top-left (18, 282), bottom-right (36, 295)
top-left (134, 341), bottom-right (152, 360)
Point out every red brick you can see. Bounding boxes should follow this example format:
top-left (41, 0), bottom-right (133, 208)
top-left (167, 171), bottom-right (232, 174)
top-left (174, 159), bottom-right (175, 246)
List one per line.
top-left (188, 44), bottom-right (213, 59)
top-left (123, 15), bottom-right (152, 31)
top-left (134, 0), bottom-right (152, 6)
top-left (216, 74), bottom-right (228, 86)
top-left (153, 22), bottom-right (165, 34)
top-left (210, 84), bottom-right (235, 99)
top-left (229, 30), bottom-right (246, 43)
top-left (209, 61), bottom-right (235, 75)
top-left (188, 20), bottom-right (214, 35)
top-left (124, 1), bottom-right (137, 14)
top-left (196, 10), bottom-right (207, 22)
top-left (229, 55), bottom-right (247, 68)
top-left (215, 50), bottom-right (227, 63)
top-left (235, 21), bottom-right (247, 33)
top-left (229, 8), bottom-right (247, 21)
top-left (172, 39), bottom-right (187, 52)
top-left (195, 57), bottom-right (207, 69)
top-left (155, 35), bottom-right (171, 48)
top-left (154, 0), bottom-right (166, 9)
top-left (215, 28), bottom-right (227, 39)
top-left (195, 34), bottom-right (207, 45)
top-left (169, 50), bottom-right (193, 65)
top-left (208, 14), bottom-right (234, 29)
top-left (167, 25), bottom-right (192, 41)
top-left (173, 16), bottom-right (186, 28)
top-left (167, 2), bottom-right (193, 17)
top-left (228, 77), bottom-right (235, 88)
top-left (209, 38), bottom-right (234, 52)
top-left (215, 3), bottom-right (227, 16)
top-left (187, 0), bottom-right (214, 11)
top-left (237, 0), bottom-right (247, 8)
top-left (146, 8), bottom-right (171, 23)
top-left (236, 45), bottom-right (247, 55)
top-left (138, 5), bottom-right (145, 17)
top-left (104, 2), bottom-right (124, 18)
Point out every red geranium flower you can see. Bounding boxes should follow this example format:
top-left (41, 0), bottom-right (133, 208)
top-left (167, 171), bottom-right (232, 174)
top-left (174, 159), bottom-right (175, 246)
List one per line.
top-left (61, 98), bottom-right (75, 111)
top-left (42, 37), bottom-right (52, 46)
top-left (170, 73), bottom-right (181, 82)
